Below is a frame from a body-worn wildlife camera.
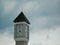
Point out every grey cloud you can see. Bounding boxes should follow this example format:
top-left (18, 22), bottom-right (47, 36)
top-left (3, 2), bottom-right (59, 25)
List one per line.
top-left (0, 0), bottom-right (60, 30)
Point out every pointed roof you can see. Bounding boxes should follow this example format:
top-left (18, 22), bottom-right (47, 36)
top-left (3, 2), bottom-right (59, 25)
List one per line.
top-left (13, 12), bottom-right (30, 24)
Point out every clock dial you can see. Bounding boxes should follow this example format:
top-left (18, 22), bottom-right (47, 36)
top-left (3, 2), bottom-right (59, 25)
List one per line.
top-left (17, 25), bottom-right (23, 36)
top-left (16, 24), bottom-right (28, 38)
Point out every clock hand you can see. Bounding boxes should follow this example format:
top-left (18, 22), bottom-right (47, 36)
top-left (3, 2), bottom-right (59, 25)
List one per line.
top-left (19, 30), bottom-right (21, 32)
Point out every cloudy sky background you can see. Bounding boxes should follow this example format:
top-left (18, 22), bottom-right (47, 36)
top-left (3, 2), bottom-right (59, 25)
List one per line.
top-left (0, 0), bottom-right (60, 45)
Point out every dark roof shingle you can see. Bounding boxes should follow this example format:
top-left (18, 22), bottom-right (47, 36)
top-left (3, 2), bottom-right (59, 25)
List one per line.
top-left (13, 12), bottom-right (30, 24)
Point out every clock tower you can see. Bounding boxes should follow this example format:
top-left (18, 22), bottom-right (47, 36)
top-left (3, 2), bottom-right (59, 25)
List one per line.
top-left (13, 12), bottom-right (30, 45)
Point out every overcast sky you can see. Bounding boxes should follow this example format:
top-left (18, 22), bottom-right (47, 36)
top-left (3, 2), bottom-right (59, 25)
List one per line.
top-left (0, 0), bottom-right (60, 45)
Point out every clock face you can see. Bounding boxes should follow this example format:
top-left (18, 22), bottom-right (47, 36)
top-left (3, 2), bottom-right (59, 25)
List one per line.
top-left (16, 24), bottom-right (28, 38)
top-left (17, 24), bottom-right (23, 36)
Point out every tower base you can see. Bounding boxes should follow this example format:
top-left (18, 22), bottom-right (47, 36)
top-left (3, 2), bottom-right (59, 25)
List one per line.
top-left (16, 41), bottom-right (27, 45)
